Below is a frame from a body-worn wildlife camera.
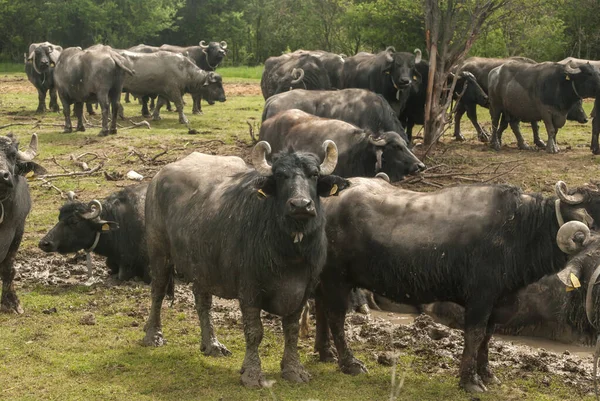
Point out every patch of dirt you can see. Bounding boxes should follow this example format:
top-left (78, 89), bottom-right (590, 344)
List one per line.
top-left (0, 75), bottom-right (35, 94)
top-left (224, 82), bottom-right (262, 97)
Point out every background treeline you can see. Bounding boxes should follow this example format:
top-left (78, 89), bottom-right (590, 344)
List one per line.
top-left (2, 0), bottom-right (599, 65)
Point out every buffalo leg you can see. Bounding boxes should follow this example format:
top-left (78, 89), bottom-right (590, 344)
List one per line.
top-left (192, 93), bottom-right (202, 115)
top-left (239, 303), bottom-right (266, 388)
top-left (466, 103), bottom-right (489, 142)
top-left (142, 250), bottom-right (172, 346)
top-left (299, 301), bottom-right (310, 339)
top-left (124, 92), bottom-right (130, 103)
top-left (314, 288), bottom-right (337, 362)
top-left (0, 230), bottom-right (24, 314)
top-left (74, 102), bottom-right (85, 132)
top-left (149, 96), bottom-right (156, 112)
top-left (489, 108), bottom-right (502, 151)
top-left (49, 87), bottom-right (59, 112)
top-left (108, 94), bottom-right (119, 134)
top-left (171, 94), bottom-right (189, 124)
top-left (86, 101), bottom-right (96, 116)
top-left (508, 120), bottom-right (530, 150)
top-left (543, 119), bottom-right (560, 154)
top-left (193, 287), bottom-right (231, 357)
top-left (35, 87), bottom-right (47, 113)
top-left (281, 310), bottom-right (311, 383)
top-left (152, 97), bottom-right (165, 121)
top-left (459, 304), bottom-right (493, 393)
top-left (592, 102), bottom-right (600, 155)
top-left (141, 96), bottom-right (151, 118)
top-left (98, 95), bottom-right (110, 136)
top-left (531, 121), bottom-right (546, 149)
top-left (60, 94), bottom-right (73, 133)
top-left (454, 103), bottom-right (467, 141)
top-left (476, 321), bottom-right (501, 386)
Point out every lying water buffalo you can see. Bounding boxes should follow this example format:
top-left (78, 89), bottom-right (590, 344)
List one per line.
top-left (315, 178), bottom-right (600, 392)
top-left (142, 141), bottom-right (348, 387)
top-left (488, 60), bottom-right (600, 153)
top-left (160, 40), bottom-right (228, 114)
top-left (261, 52), bottom-right (332, 99)
top-left (0, 133), bottom-right (45, 313)
top-left (25, 42), bottom-right (63, 113)
top-left (38, 184), bottom-right (149, 282)
top-left (260, 109), bottom-right (423, 181)
top-left (262, 89), bottom-right (408, 142)
top-left (54, 45), bottom-right (134, 136)
top-left (119, 50), bottom-right (225, 124)
top-left (341, 47), bottom-right (422, 116)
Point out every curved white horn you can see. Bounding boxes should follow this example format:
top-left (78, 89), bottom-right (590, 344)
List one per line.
top-left (252, 141), bottom-right (273, 177)
top-left (319, 140), bottom-right (338, 176)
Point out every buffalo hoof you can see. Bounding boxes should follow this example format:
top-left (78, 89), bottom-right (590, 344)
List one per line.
top-left (340, 357), bottom-right (368, 375)
top-left (535, 140), bottom-right (546, 149)
top-left (143, 327), bottom-right (166, 346)
top-left (517, 142), bottom-right (531, 151)
top-left (318, 347), bottom-right (337, 363)
top-left (63, 127), bottom-right (73, 134)
top-left (76, 126), bottom-right (86, 132)
top-left (88, 110), bottom-right (96, 116)
top-left (201, 340), bottom-right (231, 357)
top-left (35, 108), bottom-right (46, 114)
top-left (546, 143), bottom-right (560, 154)
top-left (152, 115), bottom-right (162, 121)
top-left (281, 362), bottom-right (311, 383)
top-left (454, 133), bottom-right (466, 142)
top-left (240, 365), bottom-right (266, 388)
top-left (179, 118), bottom-right (190, 125)
top-left (592, 147), bottom-right (600, 155)
top-left (490, 140), bottom-right (501, 151)
top-left (480, 371), bottom-right (501, 386)
top-left (51, 106), bottom-right (60, 113)
top-left (142, 113), bottom-right (152, 119)
top-left (478, 132), bottom-right (490, 143)
top-left (98, 130), bottom-right (109, 137)
top-left (460, 373), bottom-right (488, 393)
top-left (193, 110), bottom-right (204, 115)
top-left (356, 304), bottom-right (370, 315)
top-left (1, 293), bottom-right (23, 314)
top-left (109, 129), bottom-right (117, 135)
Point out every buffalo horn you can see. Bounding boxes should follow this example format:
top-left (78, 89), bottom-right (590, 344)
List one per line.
top-left (414, 48), bottom-right (422, 64)
top-left (586, 264), bottom-right (600, 328)
top-left (368, 135), bottom-right (387, 147)
top-left (199, 40), bottom-right (209, 50)
top-left (375, 172), bottom-right (390, 183)
top-left (319, 140), bottom-right (338, 176)
top-left (29, 49), bottom-right (41, 74)
top-left (556, 220), bottom-right (590, 254)
top-left (16, 133), bottom-right (38, 162)
top-left (252, 141), bottom-right (273, 177)
top-left (555, 181), bottom-right (585, 205)
top-left (290, 68), bottom-right (305, 84)
top-left (564, 61), bottom-right (581, 75)
top-left (220, 41), bottom-right (227, 50)
top-left (81, 200), bottom-right (102, 220)
top-left (66, 191), bottom-right (77, 202)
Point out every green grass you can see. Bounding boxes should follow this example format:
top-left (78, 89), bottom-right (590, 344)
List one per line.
top-left (0, 62), bottom-right (25, 73)
top-left (218, 65), bottom-right (263, 80)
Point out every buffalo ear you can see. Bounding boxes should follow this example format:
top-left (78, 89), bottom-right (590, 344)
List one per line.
top-left (318, 175), bottom-right (350, 197)
top-left (94, 220), bottom-right (119, 232)
top-left (16, 161), bottom-right (47, 177)
top-left (253, 176), bottom-right (276, 198)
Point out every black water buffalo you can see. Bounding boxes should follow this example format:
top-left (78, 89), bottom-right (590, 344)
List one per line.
top-left (314, 177), bottom-right (600, 392)
top-left (488, 61), bottom-right (600, 153)
top-left (341, 47), bottom-right (422, 115)
top-left (261, 52), bottom-right (331, 99)
top-left (25, 42), bottom-right (63, 113)
top-left (159, 40), bottom-right (227, 114)
top-left (38, 184), bottom-right (149, 282)
top-left (426, 220), bottom-right (600, 346)
top-left (260, 109), bottom-right (423, 181)
top-left (262, 89), bottom-right (407, 142)
top-left (0, 133), bottom-right (45, 313)
top-left (54, 45), bottom-right (134, 136)
top-left (142, 140), bottom-right (348, 387)
top-left (127, 44), bottom-right (160, 53)
top-left (119, 50), bottom-right (225, 123)
top-left (305, 50), bottom-right (345, 89)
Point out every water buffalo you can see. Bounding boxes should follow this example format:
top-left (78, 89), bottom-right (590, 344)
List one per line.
top-left (262, 89), bottom-right (408, 142)
top-left (259, 109), bottom-right (423, 181)
top-left (119, 50), bottom-right (225, 124)
top-left (261, 52), bottom-right (332, 99)
top-left (38, 184), bottom-right (149, 282)
top-left (160, 40), bottom-right (228, 114)
top-left (314, 177), bottom-right (600, 392)
top-left (341, 47), bottom-right (422, 115)
top-left (488, 61), bottom-right (600, 153)
top-left (0, 133), bottom-right (45, 313)
top-left (143, 140), bottom-right (349, 387)
top-left (54, 45), bottom-right (134, 136)
top-left (127, 44), bottom-right (161, 53)
top-left (25, 42), bottom-right (63, 113)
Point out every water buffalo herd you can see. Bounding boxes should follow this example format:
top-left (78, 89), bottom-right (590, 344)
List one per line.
top-left (10, 40), bottom-right (600, 394)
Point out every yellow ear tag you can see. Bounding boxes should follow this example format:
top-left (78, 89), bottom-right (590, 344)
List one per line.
top-left (413, 75), bottom-right (418, 80)
top-left (329, 184), bottom-right (338, 196)
top-left (257, 189), bottom-right (267, 198)
top-left (570, 273), bottom-right (581, 288)
top-left (566, 75), bottom-right (571, 81)
top-left (385, 71), bottom-right (390, 75)
top-left (101, 223), bottom-right (110, 232)
top-left (566, 286), bottom-right (575, 292)
top-left (25, 171), bottom-right (34, 178)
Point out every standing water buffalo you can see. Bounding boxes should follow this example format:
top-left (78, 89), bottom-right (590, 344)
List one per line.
top-left (261, 52), bottom-right (332, 99)
top-left (54, 45), bottom-right (134, 136)
top-left (262, 89), bottom-right (408, 142)
top-left (25, 42), bottom-right (63, 113)
top-left (119, 50), bottom-right (225, 124)
top-left (160, 40), bottom-right (228, 114)
top-left (0, 133), bottom-right (45, 313)
top-left (142, 141), bottom-right (349, 387)
top-left (315, 178), bottom-right (600, 392)
top-left (488, 61), bottom-right (600, 153)
top-left (38, 184), bottom-right (149, 282)
top-left (260, 109), bottom-right (424, 181)
top-left (341, 47), bottom-right (422, 116)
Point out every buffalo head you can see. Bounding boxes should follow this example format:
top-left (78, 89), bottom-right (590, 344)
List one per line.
top-left (251, 141), bottom-right (349, 240)
top-left (199, 40), bottom-right (228, 69)
top-left (0, 134), bottom-right (45, 198)
top-left (27, 44), bottom-right (57, 74)
top-left (454, 71), bottom-right (489, 107)
top-left (38, 196), bottom-right (119, 254)
top-left (384, 48), bottom-right (422, 91)
top-left (555, 181), bottom-right (600, 230)
top-left (200, 72), bottom-right (226, 105)
top-left (563, 62), bottom-right (600, 99)
top-left (368, 132), bottom-right (425, 182)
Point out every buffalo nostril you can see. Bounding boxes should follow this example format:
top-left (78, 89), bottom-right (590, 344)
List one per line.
top-left (0, 170), bottom-right (10, 183)
top-left (418, 163), bottom-right (426, 171)
top-left (290, 198), bottom-right (312, 209)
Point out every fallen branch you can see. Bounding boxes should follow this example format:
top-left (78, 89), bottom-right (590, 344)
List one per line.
top-left (50, 157), bottom-right (70, 173)
top-left (150, 142), bottom-right (190, 162)
top-left (37, 177), bottom-right (66, 198)
top-left (121, 120), bottom-right (151, 130)
top-left (39, 161), bottom-right (105, 179)
top-left (0, 122), bottom-right (32, 130)
top-left (128, 147), bottom-right (148, 163)
top-left (69, 154), bottom-right (90, 171)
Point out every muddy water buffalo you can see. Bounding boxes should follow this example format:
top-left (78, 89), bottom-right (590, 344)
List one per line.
top-left (160, 40), bottom-right (227, 114)
top-left (262, 89), bottom-right (408, 142)
top-left (54, 45), bottom-right (134, 136)
top-left (0, 133), bottom-right (45, 313)
top-left (261, 52), bottom-right (332, 99)
top-left (260, 110), bottom-right (423, 181)
top-left (25, 42), bottom-right (63, 113)
top-left (315, 178), bottom-right (600, 392)
top-left (143, 141), bottom-right (349, 387)
top-left (38, 184), bottom-right (149, 282)
top-left (341, 47), bottom-right (422, 115)
top-left (119, 50), bottom-right (225, 123)
top-left (488, 60), bottom-right (600, 153)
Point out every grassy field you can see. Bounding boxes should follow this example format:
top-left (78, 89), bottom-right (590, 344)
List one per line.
top-left (0, 70), bottom-right (599, 400)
